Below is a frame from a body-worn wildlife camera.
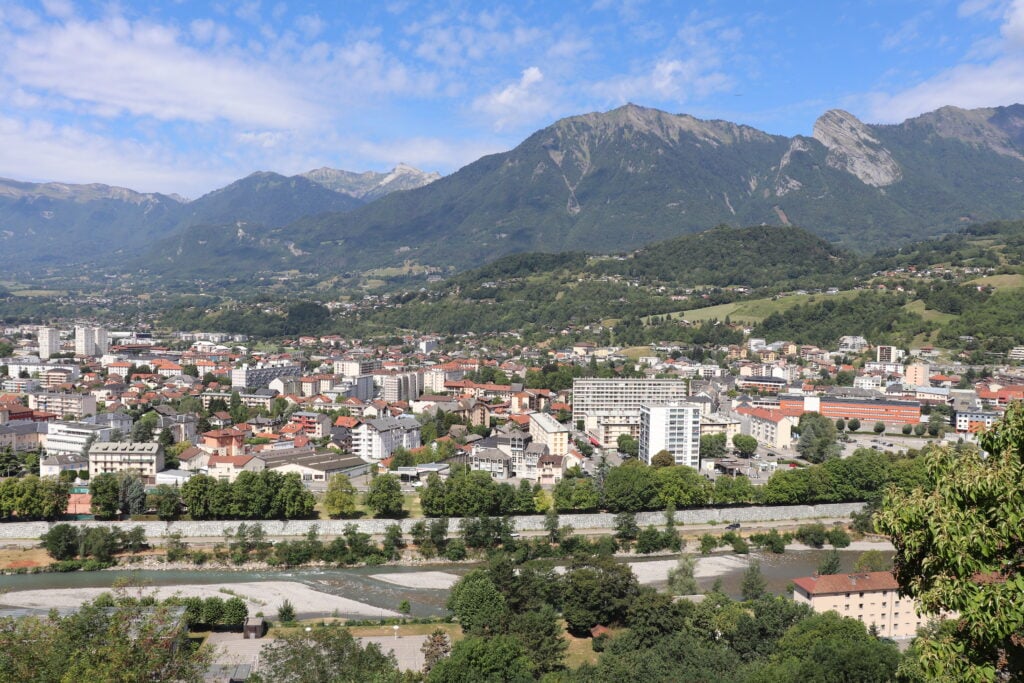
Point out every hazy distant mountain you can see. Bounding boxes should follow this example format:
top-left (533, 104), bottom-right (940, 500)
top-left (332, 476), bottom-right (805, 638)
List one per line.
top-left (301, 164), bottom-right (441, 200)
top-left (0, 178), bottom-right (183, 266)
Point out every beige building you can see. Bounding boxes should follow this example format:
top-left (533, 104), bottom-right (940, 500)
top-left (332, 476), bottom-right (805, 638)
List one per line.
top-left (904, 363), bottom-right (929, 387)
top-left (792, 571), bottom-right (951, 639)
top-left (29, 392), bottom-right (97, 418)
top-left (88, 441), bottom-right (165, 478)
top-left (528, 411), bottom-right (569, 457)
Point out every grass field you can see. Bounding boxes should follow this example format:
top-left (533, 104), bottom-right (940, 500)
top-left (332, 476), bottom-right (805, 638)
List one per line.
top-left (676, 289), bottom-right (864, 325)
top-left (10, 289), bottom-right (66, 297)
top-left (968, 273), bottom-right (1024, 290)
top-left (620, 345), bottom-right (654, 359)
top-left (902, 299), bottom-right (957, 324)
top-left (315, 493), bottom-right (424, 521)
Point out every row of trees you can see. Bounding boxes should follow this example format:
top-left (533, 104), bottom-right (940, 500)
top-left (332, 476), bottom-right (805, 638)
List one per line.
top-left (0, 475), bottom-right (69, 521)
top-left (40, 523), bottom-right (147, 562)
top-left (179, 471), bottom-right (316, 520)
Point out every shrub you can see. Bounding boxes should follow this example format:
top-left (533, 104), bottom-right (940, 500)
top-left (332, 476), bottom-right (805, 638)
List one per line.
top-left (794, 523), bottom-right (828, 548)
top-left (827, 527), bottom-right (851, 548)
top-left (699, 533), bottom-right (718, 554)
top-left (277, 599), bottom-right (296, 624)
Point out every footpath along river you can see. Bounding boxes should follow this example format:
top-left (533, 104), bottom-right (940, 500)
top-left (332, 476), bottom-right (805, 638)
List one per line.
top-left (0, 545), bottom-right (893, 619)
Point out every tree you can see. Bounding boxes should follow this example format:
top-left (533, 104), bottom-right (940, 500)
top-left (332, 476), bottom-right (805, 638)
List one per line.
top-left (507, 604), bottom-right (567, 675)
top-left (365, 474), bottom-right (404, 518)
top-left (543, 506), bottom-right (560, 542)
top-left (147, 484), bottom-right (181, 520)
top-left (835, 418), bottom-right (846, 432)
top-left (157, 427), bottom-right (174, 448)
top-left (847, 418), bottom-right (861, 432)
top-left (795, 412), bottom-right (840, 463)
top-left (130, 418), bottom-right (154, 443)
top-left (817, 549), bottom-right (842, 575)
top-left (250, 625), bottom-right (402, 683)
top-left (447, 570), bottom-right (509, 636)
top-left (875, 401), bottom-right (1024, 681)
top-left (741, 560), bottom-right (767, 601)
top-left (616, 433), bottom-right (639, 458)
top-left (853, 550), bottom-right (891, 573)
top-left (421, 629), bottom-right (452, 675)
top-left (322, 474), bottom-right (357, 518)
top-left (276, 599), bottom-right (296, 624)
top-left (561, 555), bottom-right (640, 635)
top-left (902, 423), bottom-right (913, 435)
top-left (221, 597), bottom-right (248, 629)
top-left (180, 474), bottom-right (215, 520)
top-left (700, 433), bottom-right (727, 459)
top-left (914, 422), bottom-right (927, 436)
top-left (732, 434), bottom-right (758, 458)
top-left (614, 512), bottom-right (639, 543)
top-left (40, 523), bottom-right (79, 560)
top-left (668, 555), bottom-right (699, 595)
top-left (428, 636), bottom-right (532, 683)
top-left (873, 421), bottom-right (885, 435)
top-left (603, 463), bottom-right (658, 512)
top-left (650, 450), bottom-right (675, 468)
top-left (0, 593), bottom-right (213, 682)
top-left (655, 465), bottom-right (710, 508)
top-left (89, 472), bottom-right (120, 518)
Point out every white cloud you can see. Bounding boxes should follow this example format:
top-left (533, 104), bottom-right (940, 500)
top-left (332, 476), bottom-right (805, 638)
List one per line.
top-left (40, 0), bottom-right (74, 20)
top-left (295, 14), bottom-right (324, 39)
top-left (589, 57), bottom-right (731, 105)
top-left (0, 115), bottom-right (228, 195)
top-left (472, 66), bottom-right (557, 131)
top-left (868, 0), bottom-right (1024, 121)
top-left (3, 14), bottom-right (320, 129)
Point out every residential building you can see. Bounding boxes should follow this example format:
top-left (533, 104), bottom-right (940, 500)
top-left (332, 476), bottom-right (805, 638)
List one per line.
top-left (904, 363), bottom-right (930, 387)
top-left (74, 326), bottom-right (108, 357)
top-left (288, 411), bottom-right (333, 438)
top-left (39, 452), bottom-right (88, 477)
top-left (230, 363), bottom-right (302, 390)
top-left (699, 412), bottom-right (741, 441)
top-left (207, 454), bottom-right (264, 482)
top-left (734, 375), bottom-right (788, 394)
top-left (572, 378), bottom-right (690, 447)
top-left (88, 441), bottom-right (165, 478)
top-left (735, 406), bottom-right (796, 450)
top-left (351, 416), bottom-right (421, 461)
top-left (37, 327), bottom-right (61, 360)
top-left (792, 571), bottom-right (952, 639)
top-left (876, 345), bottom-right (903, 364)
top-left (528, 412), bottom-right (569, 457)
top-left (838, 335), bottom-right (869, 353)
top-left (333, 357), bottom-right (381, 377)
top-left (638, 402), bottom-right (701, 467)
top-left (28, 392), bottom-right (96, 418)
top-left (469, 447), bottom-right (511, 479)
top-left (954, 409), bottom-right (999, 434)
top-left (380, 371), bottom-right (424, 402)
top-left (45, 421), bottom-right (112, 456)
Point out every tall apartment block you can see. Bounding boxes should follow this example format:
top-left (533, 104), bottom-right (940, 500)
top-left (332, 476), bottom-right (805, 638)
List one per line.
top-left (639, 402), bottom-right (702, 468)
top-left (37, 327), bottom-right (60, 360)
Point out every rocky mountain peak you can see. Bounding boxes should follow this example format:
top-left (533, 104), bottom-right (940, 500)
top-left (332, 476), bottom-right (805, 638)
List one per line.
top-left (813, 109), bottom-right (902, 187)
top-left (301, 164), bottom-right (440, 200)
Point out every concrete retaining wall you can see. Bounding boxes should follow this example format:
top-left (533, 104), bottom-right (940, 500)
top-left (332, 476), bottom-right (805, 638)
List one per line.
top-left (0, 502), bottom-right (865, 540)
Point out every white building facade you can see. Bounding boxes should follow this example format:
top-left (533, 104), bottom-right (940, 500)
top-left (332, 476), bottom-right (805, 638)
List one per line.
top-left (638, 402), bottom-right (701, 468)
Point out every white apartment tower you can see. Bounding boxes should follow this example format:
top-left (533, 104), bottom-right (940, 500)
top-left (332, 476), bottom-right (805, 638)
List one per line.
top-left (639, 402), bottom-right (702, 468)
top-left (75, 326), bottom-right (108, 357)
top-left (37, 327), bottom-right (60, 360)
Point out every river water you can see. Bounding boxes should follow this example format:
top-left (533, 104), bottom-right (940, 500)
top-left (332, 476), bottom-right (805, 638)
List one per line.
top-left (0, 548), bottom-right (891, 618)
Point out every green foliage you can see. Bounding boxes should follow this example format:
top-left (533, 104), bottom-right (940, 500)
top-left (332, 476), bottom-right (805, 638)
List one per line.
top-left (428, 635), bottom-right (533, 683)
top-left (700, 433), bottom-right (728, 459)
top-left (0, 474), bottom-right (69, 520)
top-left (180, 471), bottom-right (316, 520)
top-left (561, 554), bottom-right (640, 635)
top-left (741, 560), bottom-right (768, 601)
top-left (321, 474), bottom-right (358, 518)
top-left (250, 624), bottom-right (402, 683)
top-left (854, 550), bottom-right (891, 573)
top-left (817, 549), bottom-right (842, 576)
top-left (421, 629), bottom-right (452, 675)
top-left (794, 523), bottom-right (828, 548)
top-left (875, 401), bottom-right (1024, 681)
top-left (795, 412), bottom-right (840, 463)
top-left (39, 524), bottom-right (148, 562)
top-left (667, 555), bottom-right (699, 595)
top-left (0, 592), bottom-right (212, 682)
top-left (276, 599), bottom-right (296, 624)
top-left (732, 434), bottom-right (758, 457)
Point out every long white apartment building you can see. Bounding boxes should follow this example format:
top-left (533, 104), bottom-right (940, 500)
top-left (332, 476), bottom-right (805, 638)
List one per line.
top-left (46, 421), bottom-right (113, 456)
top-left (351, 416), bottom-right (421, 461)
top-left (29, 392), bottom-right (97, 418)
top-left (638, 402), bottom-right (701, 468)
top-left (572, 378), bottom-right (690, 448)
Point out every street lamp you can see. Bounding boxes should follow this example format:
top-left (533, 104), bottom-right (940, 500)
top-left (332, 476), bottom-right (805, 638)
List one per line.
top-left (393, 624), bottom-right (399, 640)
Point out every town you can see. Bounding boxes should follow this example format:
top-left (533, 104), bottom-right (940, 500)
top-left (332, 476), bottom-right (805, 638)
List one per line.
top-left (0, 316), bottom-right (1013, 678)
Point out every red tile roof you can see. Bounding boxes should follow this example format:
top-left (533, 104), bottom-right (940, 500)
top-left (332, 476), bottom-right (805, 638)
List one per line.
top-left (792, 571), bottom-right (899, 596)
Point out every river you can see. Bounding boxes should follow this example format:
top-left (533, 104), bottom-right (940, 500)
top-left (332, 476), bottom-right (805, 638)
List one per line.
top-left (0, 547), bottom-right (892, 618)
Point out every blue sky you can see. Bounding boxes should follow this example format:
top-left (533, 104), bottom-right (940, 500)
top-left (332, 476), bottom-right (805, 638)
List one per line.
top-left (0, 0), bottom-right (1021, 197)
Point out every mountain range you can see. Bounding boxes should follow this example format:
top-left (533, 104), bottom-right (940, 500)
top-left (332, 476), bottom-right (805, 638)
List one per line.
top-left (5, 103), bottom-right (1024, 278)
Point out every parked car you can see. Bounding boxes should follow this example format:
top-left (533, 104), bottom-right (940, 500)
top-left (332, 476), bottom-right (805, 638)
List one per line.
top-left (725, 523), bottom-right (741, 531)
